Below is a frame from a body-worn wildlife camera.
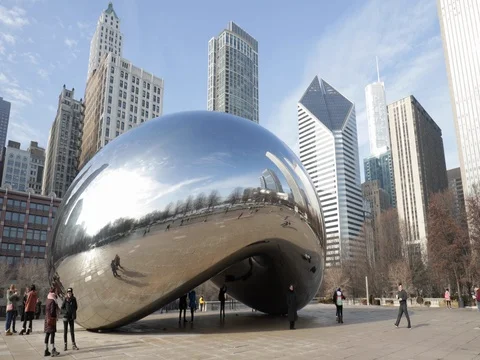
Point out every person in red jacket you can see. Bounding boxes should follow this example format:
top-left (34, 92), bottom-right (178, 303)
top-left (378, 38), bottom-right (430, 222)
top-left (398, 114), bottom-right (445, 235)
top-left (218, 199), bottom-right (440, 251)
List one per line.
top-left (19, 284), bottom-right (38, 335)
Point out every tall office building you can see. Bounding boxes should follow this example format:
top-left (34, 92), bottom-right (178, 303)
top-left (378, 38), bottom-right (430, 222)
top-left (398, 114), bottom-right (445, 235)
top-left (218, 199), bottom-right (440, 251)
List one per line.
top-left (0, 97), bottom-right (11, 153)
top-left (27, 141), bottom-right (45, 194)
top-left (447, 167), bottom-right (465, 221)
top-left (43, 86), bottom-right (84, 198)
top-left (388, 96), bottom-right (448, 252)
top-left (208, 22), bottom-right (259, 123)
top-left (438, 1), bottom-right (480, 195)
top-left (2, 141), bottom-right (31, 192)
top-left (87, 2), bottom-right (123, 79)
top-left (80, 3), bottom-right (164, 169)
top-left (362, 180), bottom-right (391, 222)
top-left (364, 151), bottom-right (395, 207)
top-left (298, 76), bottom-right (365, 267)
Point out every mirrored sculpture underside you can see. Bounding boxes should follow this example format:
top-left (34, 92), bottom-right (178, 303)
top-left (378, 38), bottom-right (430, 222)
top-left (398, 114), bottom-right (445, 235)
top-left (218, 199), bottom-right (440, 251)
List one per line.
top-left (48, 111), bottom-right (326, 330)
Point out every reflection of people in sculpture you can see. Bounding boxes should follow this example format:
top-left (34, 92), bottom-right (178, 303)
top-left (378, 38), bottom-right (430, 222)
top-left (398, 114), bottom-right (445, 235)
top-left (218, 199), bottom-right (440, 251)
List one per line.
top-left (188, 290), bottom-right (196, 322)
top-left (114, 254), bottom-right (123, 270)
top-left (237, 212), bottom-right (243, 219)
top-left (199, 296), bottom-right (205, 312)
top-left (165, 224), bottom-right (171, 231)
top-left (178, 294), bottom-right (187, 323)
top-left (287, 284), bottom-right (298, 330)
top-left (218, 285), bottom-right (227, 319)
top-left (110, 260), bottom-right (119, 277)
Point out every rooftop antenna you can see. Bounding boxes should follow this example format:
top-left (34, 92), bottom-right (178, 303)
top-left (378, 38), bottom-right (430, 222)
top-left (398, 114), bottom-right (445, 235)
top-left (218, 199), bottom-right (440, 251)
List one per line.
top-left (376, 56), bottom-right (380, 82)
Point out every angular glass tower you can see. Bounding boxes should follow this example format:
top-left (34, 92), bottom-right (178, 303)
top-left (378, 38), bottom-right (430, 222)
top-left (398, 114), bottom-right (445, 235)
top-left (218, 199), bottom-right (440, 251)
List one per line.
top-left (298, 76), bottom-right (365, 267)
top-left (208, 22), bottom-right (259, 123)
top-left (364, 151), bottom-right (396, 208)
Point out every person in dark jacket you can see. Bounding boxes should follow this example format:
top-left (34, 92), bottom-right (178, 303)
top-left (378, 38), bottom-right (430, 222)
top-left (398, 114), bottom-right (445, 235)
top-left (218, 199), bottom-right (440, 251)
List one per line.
top-left (188, 290), bottom-right (197, 322)
top-left (333, 288), bottom-right (346, 323)
top-left (179, 294), bottom-right (187, 323)
top-left (35, 299), bottom-right (42, 319)
top-left (394, 283), bottom-right (411, 329)
top-left (287, 284), bottom-right (298, 330)
top-left (19, 284), bottom-right (38, 335)
top-left (61, 288), bottom-right (79, 351)
top-left (218, 285), bottom-right (227, 319)
top-left (20, 287), bottom-right (28, 323)
top-left (44, 287), bottom-right (60, 357)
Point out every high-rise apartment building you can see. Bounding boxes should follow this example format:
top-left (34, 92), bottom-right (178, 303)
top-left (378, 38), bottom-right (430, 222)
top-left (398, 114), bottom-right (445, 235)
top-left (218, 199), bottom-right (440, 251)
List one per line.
top-left (447, 167), bottom-right (465, 221)
top-left (298, 76), bottom-right (365, 267)
top-left (0, 97), bottom-right (10, 153)
top-left (27, 141), bottom-right (45, 194)
top-left (388, 96), bottom-right (448, 252)
top-left (208, 22), bottom-right (259, 123)
top-left (362, 180), bottom-right (391, 222)
top-left (87, 2), bottom-right (123, 79)
top-left (43, 86), bottom-right (84, 198)
top-left (438, 0), bottom-right (480, 195)
top-left (80, 3), bottom-right (164, 169)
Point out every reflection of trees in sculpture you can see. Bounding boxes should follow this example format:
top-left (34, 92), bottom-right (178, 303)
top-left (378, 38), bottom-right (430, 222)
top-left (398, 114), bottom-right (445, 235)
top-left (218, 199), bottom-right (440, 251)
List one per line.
top-left (242, 188), bottom-right (253, 203)
top-left (207, 190), bottom-right (220, 209)
top-left (162, 202), bottom-right (173, 219)
top-left (174, 200), bottom-right (183, 217)
top-left (227, 187), bottom-right (243, 205)
top-left (183, 195), bottom-right (194, 215)
top-left (194, 193), bottom-right (206, 211)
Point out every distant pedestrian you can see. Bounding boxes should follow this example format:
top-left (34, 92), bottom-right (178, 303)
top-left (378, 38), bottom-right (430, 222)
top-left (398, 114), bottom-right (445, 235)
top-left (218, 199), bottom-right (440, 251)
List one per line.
top-left (61, 287), bottom-right (79, 351)
top-left (333, 288), bottom-right (346, 323)
top-left (474, 286), bottom-right (480, 312)
top-left (19, 284), bottom-right (37, 335)
top-left (394, 283), bottom-right (411, 329)
top-left (110, 259), bottom-right (119, 277)
top-left (5, 284), bottom-right (19, 336)
top-left (218, 285), bottom-right (227, 319)
top-left (179, 294), bottom-right (187, 323)
top-left (44, 287), bottom-right (60, 357)
top-left (444, 288), bottom-right (451, 309)
top-left (20, 287), bottom-right (28, 322)
top-left (114, 254), bottom-right (124, 270)
top-left (287, 284), bottom-right (298, 330)
top-left (35, 299), bottom-right (42, 319)
top-left (189, 290), bottom-right (197, 322)
top-left (199, 296), bottom-right (205, 312)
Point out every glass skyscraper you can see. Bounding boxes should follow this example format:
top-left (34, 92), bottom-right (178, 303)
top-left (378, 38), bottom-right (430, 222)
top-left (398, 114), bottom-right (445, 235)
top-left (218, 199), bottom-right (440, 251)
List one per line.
top-left (298, 76), bottom-right (364, 267)
top-left (364, 151), bottom-right (396, 208)
top-left (208, 22), bottom-right (259, 123)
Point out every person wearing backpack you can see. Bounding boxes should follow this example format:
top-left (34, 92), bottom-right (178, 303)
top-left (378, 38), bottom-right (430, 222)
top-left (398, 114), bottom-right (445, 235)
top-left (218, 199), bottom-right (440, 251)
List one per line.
top-left (61, 288), bottom-right (79, 351)
top-left (333, 288), bottom-right (346, 324)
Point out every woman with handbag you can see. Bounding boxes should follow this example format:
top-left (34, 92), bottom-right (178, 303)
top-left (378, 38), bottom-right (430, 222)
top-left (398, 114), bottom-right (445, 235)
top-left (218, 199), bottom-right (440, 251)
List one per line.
top-left (5, 284), bottom-right (19, 336)
top-left (44, 287), bottom-right (60, 357)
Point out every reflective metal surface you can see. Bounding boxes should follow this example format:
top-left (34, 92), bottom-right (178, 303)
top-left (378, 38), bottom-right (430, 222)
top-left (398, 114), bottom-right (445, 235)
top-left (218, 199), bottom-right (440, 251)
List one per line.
top-left (48, 111), bottom-right (326, 330)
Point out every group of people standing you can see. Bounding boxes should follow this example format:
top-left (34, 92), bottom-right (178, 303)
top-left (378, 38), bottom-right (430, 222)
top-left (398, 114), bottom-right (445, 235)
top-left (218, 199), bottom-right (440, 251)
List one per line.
top-left (4, 284), bottom-right (79, 357)
top-left (177, 285), bottom-right (228, 323)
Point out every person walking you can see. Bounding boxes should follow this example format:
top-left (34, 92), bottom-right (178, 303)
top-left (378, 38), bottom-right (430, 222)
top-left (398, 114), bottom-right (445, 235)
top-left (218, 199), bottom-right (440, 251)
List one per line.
top-left (44, 288), bottom-right (60, 357)
top-left (474, 286), bottom-right (480, 312)
top-left (61, 287), bottom-right (79, 351)
top-left (333, 288), bottom-right (346, 323)
top-left (35, 299), bottom-right (42, 319)
top-left (110, 259), bottom-right (119, 277)
top-left (218, 285), bottom-right (227, 319)
top-left (287, 284), bottom-right (298, 330)
top-left (188, 290), bottom-right (197, 322)
top-left (178, 294), bottom-right (187, 323)
top-left (394, 283), bottom-right (411, 329)
top-left (20, 287), bottom-right (28, 323)
top-left (444, 288), bottom-right (452, 309)
top-left (19, 284), bottom-right (38, 335)
top-left (5, 285), bottom-right (19, 336)
top-left (199, 296), bottom-right (205, 312)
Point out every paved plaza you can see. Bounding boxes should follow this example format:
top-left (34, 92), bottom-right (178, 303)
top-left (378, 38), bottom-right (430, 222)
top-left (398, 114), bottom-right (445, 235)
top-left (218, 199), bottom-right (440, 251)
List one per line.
top-left (0, 304), bottom-right (479, 360)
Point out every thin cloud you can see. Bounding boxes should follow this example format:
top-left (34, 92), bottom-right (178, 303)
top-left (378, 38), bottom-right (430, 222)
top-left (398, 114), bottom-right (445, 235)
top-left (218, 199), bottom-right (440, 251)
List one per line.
top-left (4, 87), bottom-right (33, 106)
top-left (0, 6), bottom-right (29, 28)
top-left (22, 51), bottom-right (39, 64)
top-left (0, 33), bottom-right (15, 44)
top-left (37, 68), bottom-right (49, 79)
top-left (64, 38), bottom-right (78, 48)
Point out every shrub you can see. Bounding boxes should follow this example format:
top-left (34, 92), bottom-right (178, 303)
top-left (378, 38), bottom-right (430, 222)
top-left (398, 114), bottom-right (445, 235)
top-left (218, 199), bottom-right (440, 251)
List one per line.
top-left (373, 299), bottom-right (380, 306)
top-left (416, 296), bottom-right (424, 305)
top-left (386, 300), bottom-right (394, 306)
top-left (424, 301), bottom-right (431, 307)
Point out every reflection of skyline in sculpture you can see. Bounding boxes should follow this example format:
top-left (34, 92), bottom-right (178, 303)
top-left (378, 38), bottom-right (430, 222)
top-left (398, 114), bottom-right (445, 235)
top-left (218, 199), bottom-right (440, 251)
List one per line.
top-left (49, 111), bottom-right (325, 330)
top-left (259, 168), bottom-right (284, 193)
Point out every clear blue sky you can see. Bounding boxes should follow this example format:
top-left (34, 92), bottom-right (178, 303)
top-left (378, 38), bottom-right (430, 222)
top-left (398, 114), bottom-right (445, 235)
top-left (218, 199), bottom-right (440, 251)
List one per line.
top-left (0, 0), bottom-right (458, 179)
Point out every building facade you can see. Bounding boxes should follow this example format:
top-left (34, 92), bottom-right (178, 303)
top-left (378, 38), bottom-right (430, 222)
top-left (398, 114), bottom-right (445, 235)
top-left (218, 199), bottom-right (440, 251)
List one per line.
top-left (208, 22), bottom-right (259, 123)
top-left (365, 79), bottom-right (389, 156)
top-left (388, 95), bottom-right (448, 252)
top-left (364, 151), bottom-right (396, 207)
top-left (2, 141), bottom-right (30, 192)
top-left (298, 76), bottom-right (365, 267)
top-left (260, 168), bottom-right (283, 193)
top-left (438, 0), bottom-right (480, 195)
top-left (0, 189), bottom-right (60, 266)
top-left (0, 97), bottom-right (10, 154)
top-left (87, 2), bottom-right (123, 79)
top-left (447, 167), bottom-right (465, 221)
top-left (80, 4), bottom-right (164, 169)
top-left (27, 142), bottom-right (45, 194)
top-left (43, 86), bottom-right (84, 198)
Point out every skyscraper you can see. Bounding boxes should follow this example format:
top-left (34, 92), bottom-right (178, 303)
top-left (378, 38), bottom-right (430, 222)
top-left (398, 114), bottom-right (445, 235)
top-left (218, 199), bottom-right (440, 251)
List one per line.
top-left (260, 168), bottom-right (283, 193)
top-left (298, 76), bottom-right (365, 267)
top-left (80, 3), bottom-right (164, 169)
top-left (447, 167), bottom-right (465, 221)
top-left (43, 86), bottom-right (84, 198)
top-left (2, 141), bottom-right (30, 192)
top-left (208, 22), bottom-right (259, 123)
top-left (388, 95), bottom-right (448, 252)
top-left (0, 97), bottom-right (11, 153)
top-left (438, 0), bottom-right (480, 195)
top-left (364, 151), bottom-right (395, 207)
top-left (27, 141), bottom-right (45, 194)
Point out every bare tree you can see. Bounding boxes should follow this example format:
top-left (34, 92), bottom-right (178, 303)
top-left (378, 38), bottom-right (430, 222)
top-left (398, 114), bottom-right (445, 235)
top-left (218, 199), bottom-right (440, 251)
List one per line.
top-left (320, 267), bottom-right (351, 298)
top-left (162, 202), bottom-right (173, 220)
top-left (173, 200), bottom-right (184, 217)
top-left (207, 190), bottom-right (220, 209)
top-left (194, 193), bottom-right (206, 212)
top-left (227, 187), bottom-right (242, 206)
top-left (466, 183), bottom-right (480, 282)
top-left (0, 263), bottom-right (14, 289)
top-left (242, 188), bottom-right (252, 203)
top-left (16, 262), bottom-right (50, 300)
top-left (388, 260), bottom-right (413, 295)
top-left (183, 195), bottom-right (194, 215)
